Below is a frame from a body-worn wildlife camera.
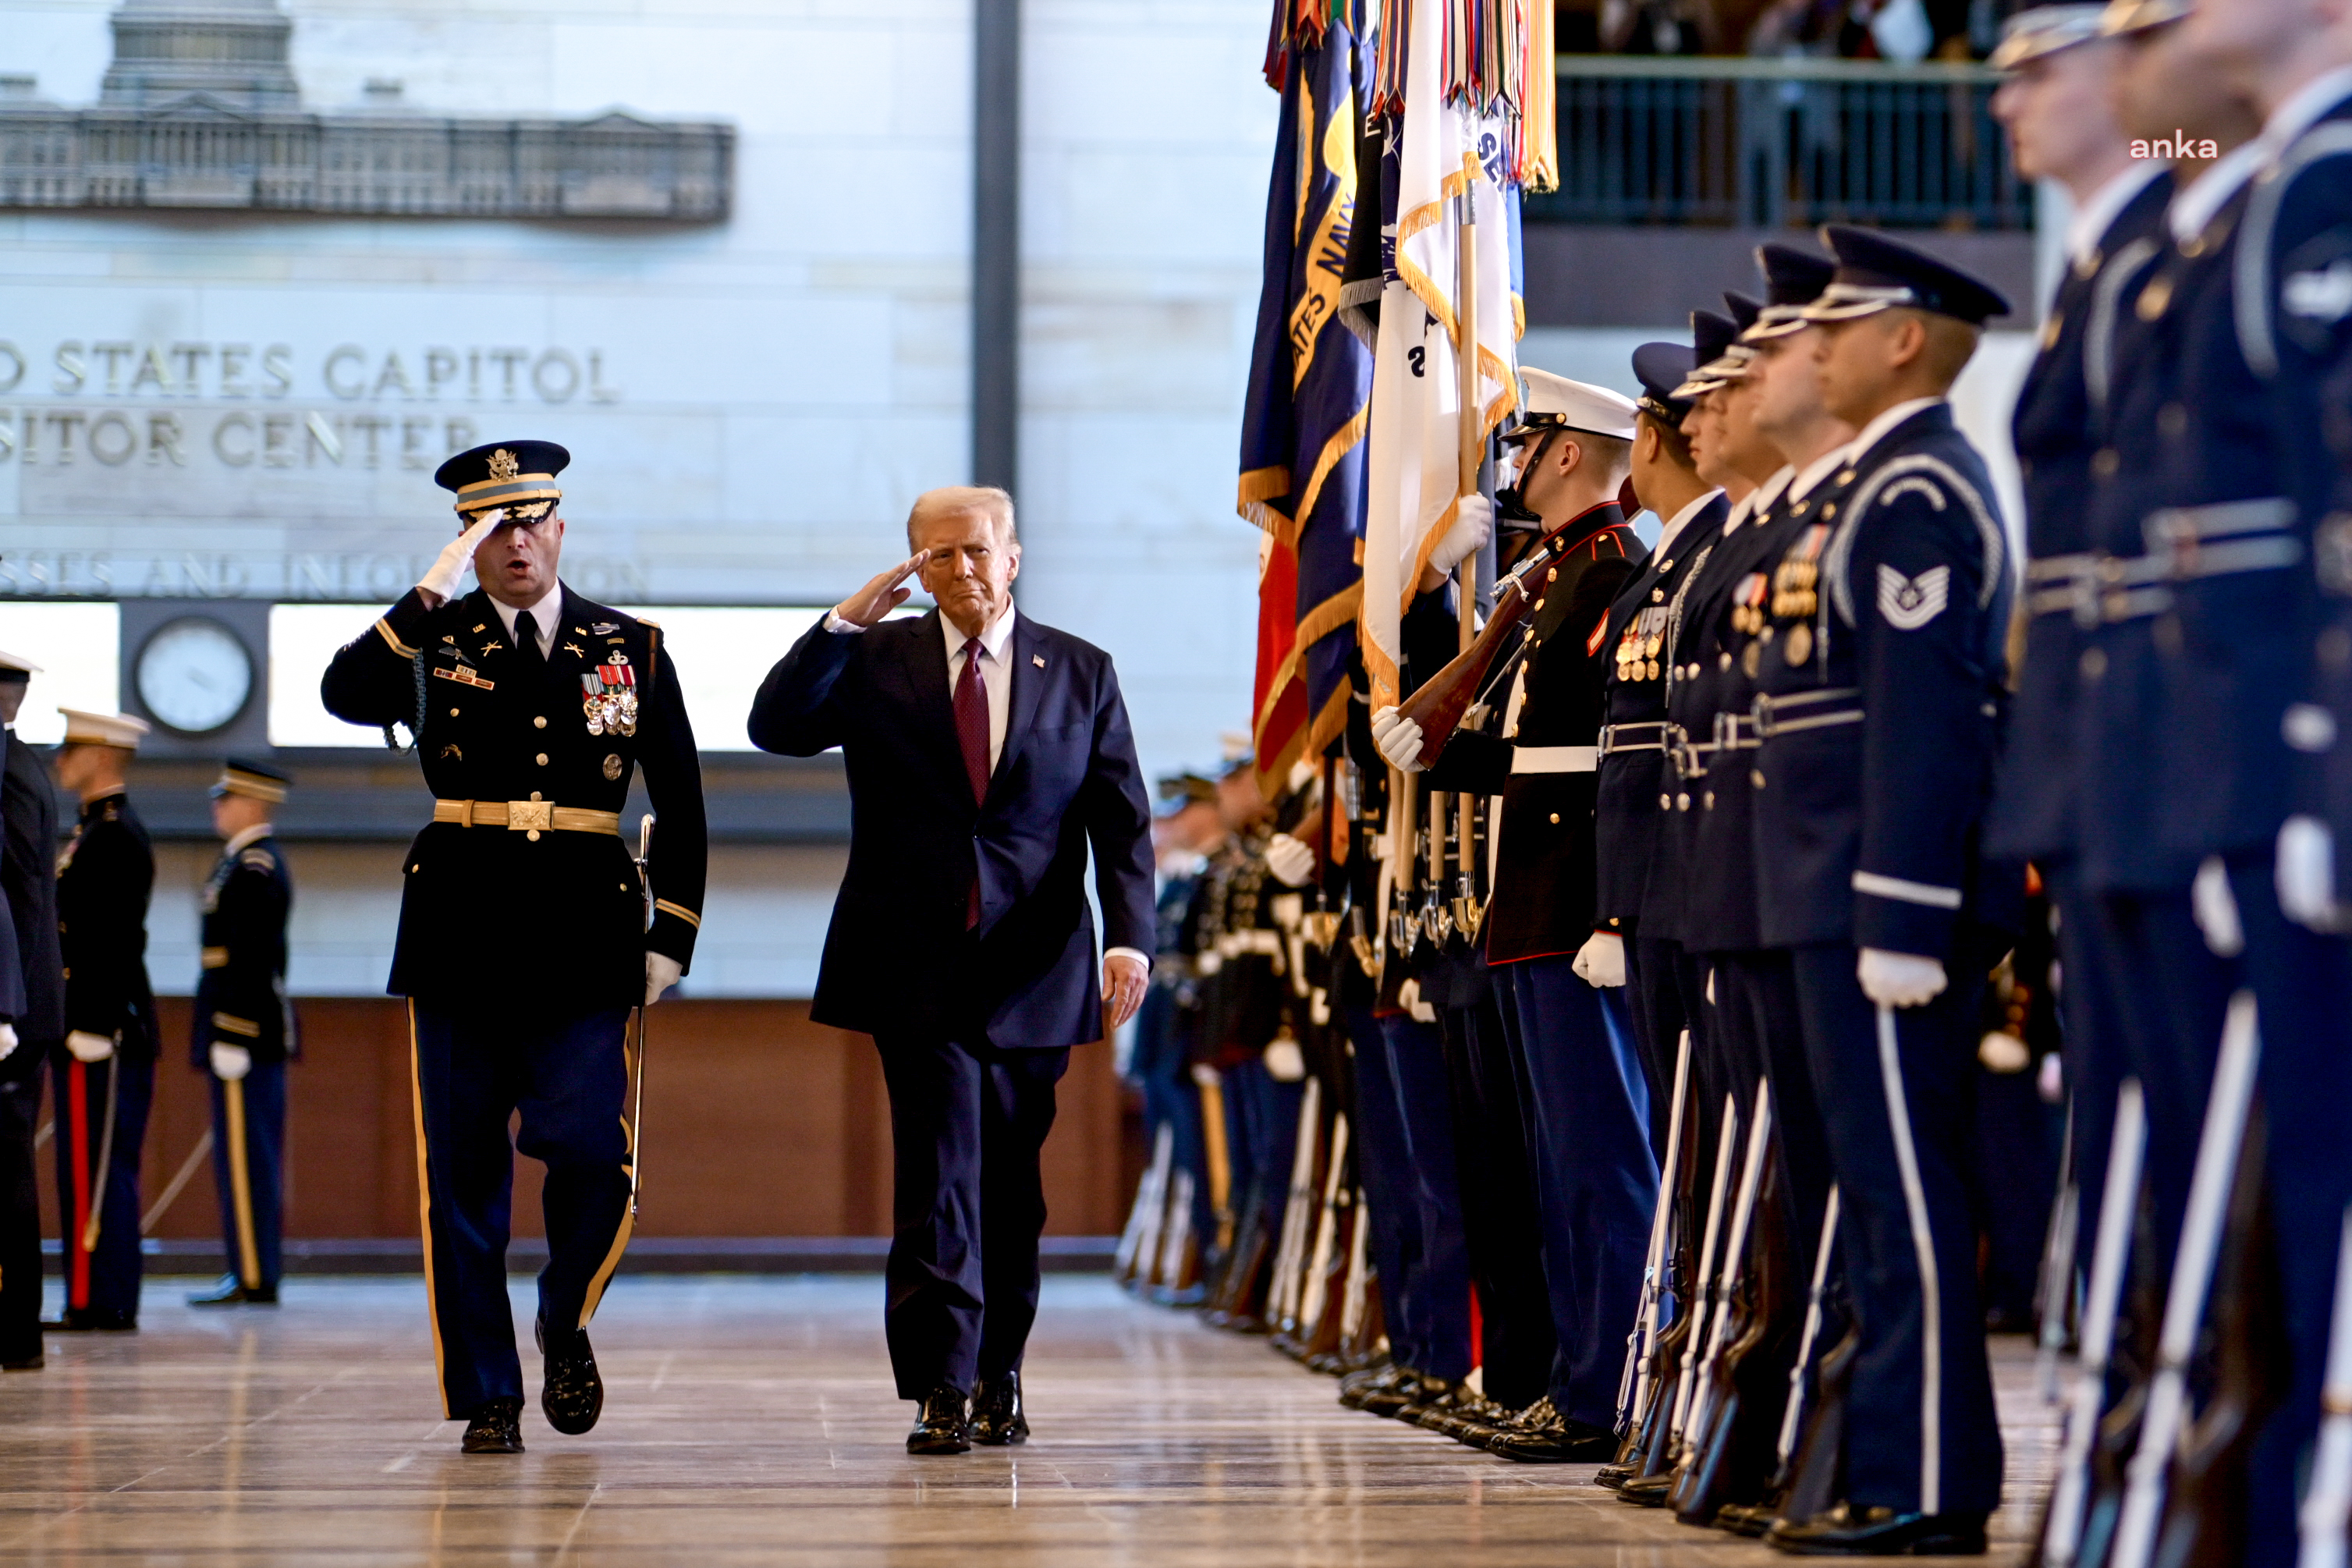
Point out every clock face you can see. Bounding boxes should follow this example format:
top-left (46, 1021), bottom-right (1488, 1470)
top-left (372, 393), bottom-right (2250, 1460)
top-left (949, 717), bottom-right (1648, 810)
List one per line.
top-left (137, 617), bottom-right (254, 735)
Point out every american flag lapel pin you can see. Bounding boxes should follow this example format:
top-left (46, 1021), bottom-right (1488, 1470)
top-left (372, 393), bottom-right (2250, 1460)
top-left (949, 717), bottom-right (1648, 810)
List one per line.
top-left (1032, 655), bottom-right (1045, 668)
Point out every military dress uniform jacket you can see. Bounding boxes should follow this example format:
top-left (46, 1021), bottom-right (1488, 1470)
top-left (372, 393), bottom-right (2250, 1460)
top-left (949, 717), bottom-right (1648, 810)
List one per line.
top-left (0, 729), bottom-right (62, 1073)
top-left (1987, 169), bottom-right (2175, 866)
top-left (192, 832), bottom-right (295, 1070)
top-left (58, 793), bottom-right (158, 1060)
top-left (1419, 502), bottom-right (1644, 961)
top-left (1748, 404), bottom-right (2015, 957)
top-left (1594, 492), bottom-right (1731, 944)
top-left (320, 585), bottom-right (707, 1013)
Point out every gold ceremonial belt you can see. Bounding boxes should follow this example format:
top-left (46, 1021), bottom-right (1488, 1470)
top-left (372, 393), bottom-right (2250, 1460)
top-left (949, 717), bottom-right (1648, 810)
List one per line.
top-left (433, 798), bottom-right (622, 835)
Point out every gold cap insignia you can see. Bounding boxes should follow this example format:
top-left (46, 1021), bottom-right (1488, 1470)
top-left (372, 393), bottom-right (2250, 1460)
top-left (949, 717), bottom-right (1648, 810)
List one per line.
top-left (487, 448), bottom-right (521, 482)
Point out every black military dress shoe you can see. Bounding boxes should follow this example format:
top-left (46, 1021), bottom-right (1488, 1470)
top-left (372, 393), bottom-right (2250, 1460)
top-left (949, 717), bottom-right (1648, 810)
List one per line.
top-left (44, 1307), bottom-right (137, 1332)
top-left (1765, 1502), bottom-right (1987, 1556)
top-left (187, 1276), bottom-right (277, 1307)
top-left (462, 1396), bottom-right (526, 1454)
top-left (907, 1385), bottom-right (971, 1455)
top-left (970, 1372), bottom-right (1029, 1446)
top-left (1337, 1360), bottom-right (1398, 1410)
top-left (2, 1352), bottom-right (44, 1371)
top-left (1488, 1410), bottom-right (1619, 1463)
top-left (1357, 1365), bottom-right (1442, 1418)
top-left (536, 1316), bottom-right (604, 1436)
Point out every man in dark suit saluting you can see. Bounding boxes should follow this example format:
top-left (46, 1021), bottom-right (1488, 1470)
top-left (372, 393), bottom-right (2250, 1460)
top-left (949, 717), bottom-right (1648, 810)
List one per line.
top-left (750, 486), bottom-right (1155, 1455)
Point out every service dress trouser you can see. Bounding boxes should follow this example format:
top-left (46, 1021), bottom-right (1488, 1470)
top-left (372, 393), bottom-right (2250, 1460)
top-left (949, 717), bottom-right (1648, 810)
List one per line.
top-left (1378, 1011), bottom-right (1474, 1382)
top-left (1624, 930), bottom-right (1688, 1166)
top-left (0, 1060), bottom-right (42, 1364)
top-left (1343, 1000), bottom-right (1417, 1371)
top-left (874, 1033), bottom-right (1070, 1402)
top-left (1131, 987), bottom-right (1212, 1244)
top-left (410, 1001), bottom-right (634, 1418)
top-left (52, 1047), bottom-right (154, 1319)
top-left (1494, 956), bottom-right (1658, 1428)
top-left (208, 1055), bottom-right (287, 1296)
top-left (1790, 945), bottom-right (2003, 1518)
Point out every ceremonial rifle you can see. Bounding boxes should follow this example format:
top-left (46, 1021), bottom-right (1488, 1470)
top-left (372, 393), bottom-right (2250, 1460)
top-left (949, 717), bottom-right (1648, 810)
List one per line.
top-left (630, 813), bottom-right (654, 1216)
top-left (2297, 1208), bottom-right (2352, 1568)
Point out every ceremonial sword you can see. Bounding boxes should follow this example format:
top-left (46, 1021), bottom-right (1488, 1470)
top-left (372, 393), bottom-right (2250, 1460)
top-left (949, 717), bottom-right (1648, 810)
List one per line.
top-left (631, 812), bottom-right (655, 1217)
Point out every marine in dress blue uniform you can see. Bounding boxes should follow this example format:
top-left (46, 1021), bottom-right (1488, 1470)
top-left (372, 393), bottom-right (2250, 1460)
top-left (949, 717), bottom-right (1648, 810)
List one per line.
top-left (48, 709), bottom-right (159, 1332)
top-left (1745, 228), bottom-right (2016, 1556)
top-left (187, 760), bottom-right (297, 1311)
top-left (0, 647), bottom-right (61, 1371)
top-left (321, 440), bottom-right (708, 1454)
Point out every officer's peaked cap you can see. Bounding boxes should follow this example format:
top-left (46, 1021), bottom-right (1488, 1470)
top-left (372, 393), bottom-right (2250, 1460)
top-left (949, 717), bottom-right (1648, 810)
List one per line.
top-left (2098, 0), bottom-right (2187, 38)
top-left (0, 648), bottom-right (40, 679)
top-left (1632, 342), bottom-right (1700, 426)
top-left (60, 709), bottom-right (151, 750)
top-left (1513, 369), bottom-right (1640, 442)
top-left (212, 757), bottom-right (292, 803)
top-left (1747, 243), bottom-right (1838, 339)
top-left (1992, 4), bottom-right (2109, 68)
top-left (434, 440), bottom-right (569, 517)
top-left (1802, 225), bottom-right (2012, 325)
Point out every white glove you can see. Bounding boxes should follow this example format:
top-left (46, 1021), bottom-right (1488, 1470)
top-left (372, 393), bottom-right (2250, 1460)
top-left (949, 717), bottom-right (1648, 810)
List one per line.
top-left (1573, 931), bottom-right (1627, 988)
top-left (1371, 706), bottom-right (1426, 772)
top-left (1263, 1037), bottom-right (1307, 1081)
top-left (66, 1030), bottom-right (115, 1063)
top-left (209, 1042), bottom-right (252, 1081)
top-left (417, 511), bottom-right (504, 602)
top-left (2279, 814), bottom-right (2340, 929)
top-left (1978, 1031), bottom-right (2030, 1073)
top-left (1430, 494), bottom-right (1495, 576)
top-left (1857, 948), bottom-right (1947, 1009)
top-left (1265, 833), bottom-right (1316, 888)
top-left (0, 1023), bottom-right (15, 1062)
top-left (646, 952), bottom-right (683, 1006)
top-left (2191, 854), bottom-right (2245, 956)
top-left (1397, 977), bottom-right (1438, 1024)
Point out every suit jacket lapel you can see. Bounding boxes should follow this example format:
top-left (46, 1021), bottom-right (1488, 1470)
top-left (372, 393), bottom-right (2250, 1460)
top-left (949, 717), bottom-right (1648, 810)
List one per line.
top-left (988, 615), bottom-right (1047, 802)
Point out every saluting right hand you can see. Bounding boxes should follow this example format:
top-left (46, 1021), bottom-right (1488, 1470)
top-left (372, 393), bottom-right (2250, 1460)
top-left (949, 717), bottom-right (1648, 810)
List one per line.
top-left (834, 551), bottom-right (932, 630)
top-left (417, 510), bottom-right (506, 605)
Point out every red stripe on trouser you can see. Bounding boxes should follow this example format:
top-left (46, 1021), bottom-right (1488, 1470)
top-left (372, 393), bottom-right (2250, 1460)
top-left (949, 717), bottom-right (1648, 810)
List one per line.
top-left (67, 1060), bottom-right (90, 1308)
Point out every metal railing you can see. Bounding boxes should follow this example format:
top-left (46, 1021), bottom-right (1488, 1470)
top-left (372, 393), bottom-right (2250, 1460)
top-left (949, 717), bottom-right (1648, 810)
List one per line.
top-left (1530, 55), bottom-right (2029, 230)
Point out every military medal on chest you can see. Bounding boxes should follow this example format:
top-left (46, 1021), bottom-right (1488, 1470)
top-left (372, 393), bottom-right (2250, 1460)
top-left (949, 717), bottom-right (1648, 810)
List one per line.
top-left (582, 654), bottom-right (639, 736)
top-left (1616, 606), bottom-right (1668, 683)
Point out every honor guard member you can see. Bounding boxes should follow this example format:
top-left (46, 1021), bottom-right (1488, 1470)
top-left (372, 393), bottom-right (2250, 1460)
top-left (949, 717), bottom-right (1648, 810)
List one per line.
top-left (0, 649), bottom-right (62, 1370)
top-left (1744, 227), bottom-right (2015, 1556)
top-left (1592, 342), bottom-right (1730, 1151)
top-left (1981, 1), bottom-right (2187, 1303)
top-left (2180, 0), bottom-right (2352, 1545)
top-left (190, 759), bottom-right (296, 1311)
top-left (49, 710), bottom-right (158, 1331)
top-left (1373, 371), bottom-right (1658, 1460)
top-left (321, 440), bottom-right (708, 1456)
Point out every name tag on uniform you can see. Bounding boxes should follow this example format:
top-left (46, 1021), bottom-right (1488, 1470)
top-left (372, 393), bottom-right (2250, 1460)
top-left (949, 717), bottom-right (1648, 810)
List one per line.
top-left (434, 666), bottom-right (495, 690)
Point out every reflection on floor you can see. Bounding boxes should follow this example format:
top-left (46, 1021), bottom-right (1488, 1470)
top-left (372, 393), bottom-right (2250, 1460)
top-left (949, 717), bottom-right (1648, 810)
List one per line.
top-left (0, 1275), bottom-right (2056, 1564)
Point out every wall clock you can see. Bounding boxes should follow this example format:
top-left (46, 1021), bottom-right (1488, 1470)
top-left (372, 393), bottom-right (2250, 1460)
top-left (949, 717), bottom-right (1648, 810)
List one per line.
top-left (136, 616), bottom-right (254, 735)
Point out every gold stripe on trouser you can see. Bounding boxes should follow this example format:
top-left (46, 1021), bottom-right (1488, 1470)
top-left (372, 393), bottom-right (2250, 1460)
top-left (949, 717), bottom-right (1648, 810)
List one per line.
top-left (223, 1077), bottom-right (263, 1291)
top-left (406, 1001), bottom-right (451, 1416)
top-left (576, 1018), bottom-right (639, 1331)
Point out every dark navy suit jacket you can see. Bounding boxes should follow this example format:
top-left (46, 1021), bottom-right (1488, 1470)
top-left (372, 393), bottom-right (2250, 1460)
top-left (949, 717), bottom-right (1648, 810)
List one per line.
top-left (749, 608), bottom-right (1156, 1050)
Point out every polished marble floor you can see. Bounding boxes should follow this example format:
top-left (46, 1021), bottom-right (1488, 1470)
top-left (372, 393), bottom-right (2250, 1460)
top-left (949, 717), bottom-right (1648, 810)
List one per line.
top-left (0, 1275), bottom-right (2056, 1565)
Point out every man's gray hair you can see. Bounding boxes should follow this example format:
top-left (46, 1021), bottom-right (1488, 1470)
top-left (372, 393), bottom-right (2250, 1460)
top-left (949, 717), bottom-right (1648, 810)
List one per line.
top-left (906, 486), bottom-right (1018, 552)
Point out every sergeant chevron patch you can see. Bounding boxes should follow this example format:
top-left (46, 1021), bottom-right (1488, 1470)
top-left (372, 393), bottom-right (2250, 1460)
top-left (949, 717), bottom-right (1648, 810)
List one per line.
top-left (1878, 563), bottom-right (1950, 630)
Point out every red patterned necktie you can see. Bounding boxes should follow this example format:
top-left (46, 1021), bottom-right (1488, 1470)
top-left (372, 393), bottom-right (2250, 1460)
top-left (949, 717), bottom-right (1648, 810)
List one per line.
top-left (955, 637), bottom-right (991, 928)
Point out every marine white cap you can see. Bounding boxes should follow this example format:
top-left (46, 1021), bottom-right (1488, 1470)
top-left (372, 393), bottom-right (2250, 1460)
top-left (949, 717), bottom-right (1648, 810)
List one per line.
top-left (1513, 368), bottom-right (1640, 442)
top-left (0, 649), bottom-right (41, 677)
top-left (59, 709), bottom-right (151, 750)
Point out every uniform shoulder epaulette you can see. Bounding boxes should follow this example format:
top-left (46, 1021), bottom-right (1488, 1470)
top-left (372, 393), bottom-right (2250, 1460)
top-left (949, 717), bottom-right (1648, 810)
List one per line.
top-left (2237, 122), bottom-right (2352, 378)
top-left (239, 847), bottom-right (279, 872)
top-left (1825, 452), bottom-right (2003, 627)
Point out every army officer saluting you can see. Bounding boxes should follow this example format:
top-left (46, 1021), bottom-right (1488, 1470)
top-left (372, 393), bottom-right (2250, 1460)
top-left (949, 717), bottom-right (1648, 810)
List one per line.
top-left (321, 441), bottom-right (708, 1456)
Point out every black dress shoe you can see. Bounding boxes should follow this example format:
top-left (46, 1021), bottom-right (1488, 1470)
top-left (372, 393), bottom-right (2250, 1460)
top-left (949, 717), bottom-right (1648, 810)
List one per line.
top-left (1714, 1501), bottom-right (1776, 1537)
top-left (535, 1316), bottom-right (603, 1436)
top-left (462, 1396), bottom-right (525, 1454)
top-left (187, 1277), bottom-right (277, 1307)
top-left (1337, 1360), bottom-right (1397, 1409)
top-left (1358, 1366), bottom-right (1442, 1418)
top-left (1616, 1469), bottom-right (1675, 1507)
top-left (970, 1372), bottom-right (1029, 1446)
top-left (2, 1352), bottom-right (44, 1371)
top-left (45, 1307), bottom-right (137, 1332)
top-left (906, 1385), bottom-right (971, 1454)
top-left (1765, 1502), bottom-right (1987, 1556)
top-left (1488, 1413), bottom-right (1619, 1463)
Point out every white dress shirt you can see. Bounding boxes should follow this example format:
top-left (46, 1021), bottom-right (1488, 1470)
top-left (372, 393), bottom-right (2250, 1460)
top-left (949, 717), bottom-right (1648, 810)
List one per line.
top-left (1655, 487), bottom-right (1726, 557)
top-left (1839, 396), bottom-right (1946, 469)
top-left (490, 581), bottom-right (564, 659)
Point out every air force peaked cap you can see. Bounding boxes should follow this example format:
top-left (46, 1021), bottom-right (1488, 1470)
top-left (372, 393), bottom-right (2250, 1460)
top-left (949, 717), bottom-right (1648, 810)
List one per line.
top-left (1747, 243), bottom-right (1839, 339)
top-left (1992, 4), bottom-right (2108, 67)
top-left (1801, 225), bottom-right (2012, 326)
top-left (1674, 308), bottom-right (1745, 399)
top-left (1633, 342), bottom-right (1700, 426)
top-left (2098, 0), bottom-right (2188, 38)
top-left (433, 440), bottom-right (569, 520)
top-left (1513, 368), bottom-right (1641, 442)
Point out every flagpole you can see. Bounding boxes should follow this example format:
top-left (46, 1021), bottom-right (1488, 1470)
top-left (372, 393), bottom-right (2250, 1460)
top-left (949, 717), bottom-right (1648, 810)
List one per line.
top-left (1453, 163), bottom-right (1480, 920)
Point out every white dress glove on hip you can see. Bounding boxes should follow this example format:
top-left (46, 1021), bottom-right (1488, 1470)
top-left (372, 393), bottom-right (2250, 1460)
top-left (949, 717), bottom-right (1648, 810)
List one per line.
top-left (1429, 494), bottom-right (1495, 577)
top-left (66, 1030), bottom-right (115, 1063)
top-left (209, 1042), bottom-right (253, 1081)
top-left (646, 952), bottom-right (683, 1006)
top-left (417, 512), bottom-right (504, 602)
top-left (1573, 931), bottom-right (1627, 988)
top-left (1371, 706), bottom-right (1426, 772)
top-left (1265, 833), bottom-right (1316, 888)
top-left (2278, 814), bottom-right (2340, 929)
top-left (1857, 948), bottom-right (1947, 1009)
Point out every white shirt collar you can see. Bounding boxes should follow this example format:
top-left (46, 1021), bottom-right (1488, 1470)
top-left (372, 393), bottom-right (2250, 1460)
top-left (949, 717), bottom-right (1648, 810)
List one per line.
top-left (2262, 66), bottom-right (2352, 158)
top-left (490, 581), bottom-right (566, 656)
top-left (1724, 491), bottom-right (1757, 534)
top-left (1746, 464), bottom-right (1797, 520)
top-left (945, 602), bottom-right (1018, 664)
top-left (2170, 140), bottom-right (2267, 243)
top-left (1787, 444), bottom-right (1850, 503)
top-left (1840, 396), bottom-right (1945, 469)
top-left (1655, 488), bottom-right (1725, 557)
top-left (2067, 160), bottom-right (2167, 267)
top-left (223, 823), bottom-right (273, 857)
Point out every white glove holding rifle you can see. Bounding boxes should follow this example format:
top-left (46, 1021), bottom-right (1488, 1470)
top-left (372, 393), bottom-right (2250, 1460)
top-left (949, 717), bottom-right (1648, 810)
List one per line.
top-left (1419, 495), bottom-right (1494, 592)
